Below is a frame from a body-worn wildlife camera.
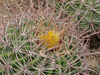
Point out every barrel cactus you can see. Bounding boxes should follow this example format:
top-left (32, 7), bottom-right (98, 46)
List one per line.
top-left (0, 0), bottom-right (100, 75)
top-left (62, 0), bottom-right (100, 31)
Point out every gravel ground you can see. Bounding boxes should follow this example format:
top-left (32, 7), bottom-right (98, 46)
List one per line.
top-left (0, 0), bottom-right (31, 22)
top-left (0, 0), bottom-right (48, 22)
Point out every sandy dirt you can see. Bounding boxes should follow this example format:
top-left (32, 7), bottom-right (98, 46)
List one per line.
top-left (0, 0), bottom-right (61, 22)
top-left (0, 0), bottom-right (31, 22)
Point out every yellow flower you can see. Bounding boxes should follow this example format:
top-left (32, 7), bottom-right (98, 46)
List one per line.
top-left (39, 30), bottom-right (60, 48)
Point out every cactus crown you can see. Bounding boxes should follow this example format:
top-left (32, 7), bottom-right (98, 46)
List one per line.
top-left (39, 30), bottom-right (60, 48)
